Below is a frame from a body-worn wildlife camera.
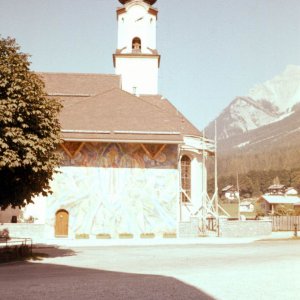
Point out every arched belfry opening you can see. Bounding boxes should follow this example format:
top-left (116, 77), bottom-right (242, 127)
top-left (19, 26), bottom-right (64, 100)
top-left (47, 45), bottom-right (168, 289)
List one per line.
top-left (114, 0), bottom-right (160, 94)
top-left (132, 37), bottom-right (141, 53)
top-left (181, 155), bottom-right (191, 203)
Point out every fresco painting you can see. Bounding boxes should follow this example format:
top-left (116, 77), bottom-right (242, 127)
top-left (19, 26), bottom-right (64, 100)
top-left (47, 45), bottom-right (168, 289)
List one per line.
top-left (44, 143), bottom-right (179, 237)
top-left (60, 142), bottom-right (178, 169)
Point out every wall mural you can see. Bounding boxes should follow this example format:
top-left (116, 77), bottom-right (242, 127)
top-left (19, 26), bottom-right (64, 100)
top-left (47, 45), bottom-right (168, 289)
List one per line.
top-left (59, 142), bottom-right (178, 169)
top-left (44, 142), bottom-right (179, 237)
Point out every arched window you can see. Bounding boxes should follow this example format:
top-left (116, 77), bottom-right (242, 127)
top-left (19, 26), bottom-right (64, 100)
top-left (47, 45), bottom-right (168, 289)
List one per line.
top-left (181, 155), bottom-right (191, 202)
top-left (132, 37), bottom-right (141, 52)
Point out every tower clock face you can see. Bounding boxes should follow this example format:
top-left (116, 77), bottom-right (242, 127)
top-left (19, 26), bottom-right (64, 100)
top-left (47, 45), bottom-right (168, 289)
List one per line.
top-left (128, 5), bottom-right (147, 22)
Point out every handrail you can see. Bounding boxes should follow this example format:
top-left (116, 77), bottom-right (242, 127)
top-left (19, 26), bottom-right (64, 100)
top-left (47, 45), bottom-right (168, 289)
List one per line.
top-left (0, 237), bottom-right (33, 256)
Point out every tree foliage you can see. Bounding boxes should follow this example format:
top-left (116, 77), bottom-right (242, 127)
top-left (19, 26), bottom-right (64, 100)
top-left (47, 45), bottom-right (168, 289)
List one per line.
top-left (0, 37), bottom-right (61, 209)
top-left (213, 145), bottom-right (300, 178)
top-left (208, 168), bottom-right (300, 198)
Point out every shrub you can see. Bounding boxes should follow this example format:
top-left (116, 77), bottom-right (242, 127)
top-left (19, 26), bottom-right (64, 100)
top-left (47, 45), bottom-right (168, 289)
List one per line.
top-left (96, 233), bottom-right (111, 239)
top-left (140, 233), bottom-right (155, 239)
top-left (118, 233), bottom-right (133, 239)
top-left (75, 233), bottom-right (89, 239)
top-left (163, 232), bottom-right (177, 238)
top-left (0, 228), bottom-right (10, 240)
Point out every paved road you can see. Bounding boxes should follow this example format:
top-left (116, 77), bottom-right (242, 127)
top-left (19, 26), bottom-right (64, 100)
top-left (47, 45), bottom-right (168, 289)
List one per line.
top-left (1, 240), bottom-right (300, 299)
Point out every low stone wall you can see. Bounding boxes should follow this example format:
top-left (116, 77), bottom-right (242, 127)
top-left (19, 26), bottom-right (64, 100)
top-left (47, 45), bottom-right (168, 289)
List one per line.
top-left (178, 217), bottom-right (199, 238)
top-left (0, 224), bottom-right (46, 242)
top-left (219, 220), bottom-right (272, 238)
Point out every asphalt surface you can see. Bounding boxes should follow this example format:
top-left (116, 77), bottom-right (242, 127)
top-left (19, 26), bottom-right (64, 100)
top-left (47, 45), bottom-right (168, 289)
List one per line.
top-left (1, 240), bottom-right (300, 300)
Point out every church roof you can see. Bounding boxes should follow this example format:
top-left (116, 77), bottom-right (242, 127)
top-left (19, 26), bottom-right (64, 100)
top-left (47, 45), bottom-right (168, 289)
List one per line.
top-left (39, 72), bottom-right (120, 95)
top-left (39, 73), bottom-right (201, 143)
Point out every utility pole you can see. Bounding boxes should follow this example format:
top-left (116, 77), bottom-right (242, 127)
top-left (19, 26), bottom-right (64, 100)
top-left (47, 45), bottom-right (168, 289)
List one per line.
top-left (237, 172), bottom-right (240, 220)
top-left (214, 120), bottom-right (218, 216)
top-left (202, 129), bottom-right (207, 234)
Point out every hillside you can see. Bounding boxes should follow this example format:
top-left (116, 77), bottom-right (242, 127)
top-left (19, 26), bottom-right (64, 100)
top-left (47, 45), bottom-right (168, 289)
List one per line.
top-left (214, 109), bottom-right (300, 177)
top-left (206, 65), bottom-right (300, 141)
top-left (205, 65), bottom-right (300, 177)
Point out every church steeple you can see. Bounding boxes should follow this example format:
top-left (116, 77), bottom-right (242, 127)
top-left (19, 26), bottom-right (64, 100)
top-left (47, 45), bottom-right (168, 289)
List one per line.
top-left (113, 0), bottom-right (160, 95)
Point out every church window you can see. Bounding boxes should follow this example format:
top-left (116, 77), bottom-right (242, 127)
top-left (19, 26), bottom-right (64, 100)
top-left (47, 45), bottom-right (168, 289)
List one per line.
top-left (132, 37), bottom-right (141, 53)
top-left (181, 155), bottom-right (191, 202)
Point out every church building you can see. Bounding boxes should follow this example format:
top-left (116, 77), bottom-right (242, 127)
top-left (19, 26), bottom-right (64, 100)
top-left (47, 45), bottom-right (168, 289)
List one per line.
top-left (1, 0), bottom-right (213, 239)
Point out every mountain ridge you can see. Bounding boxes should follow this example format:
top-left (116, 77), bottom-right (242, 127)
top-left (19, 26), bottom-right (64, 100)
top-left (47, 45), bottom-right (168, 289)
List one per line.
top-left (206, 65), bottom-right (300, 141)
top-left (205, 65), bottom-right (300, 177)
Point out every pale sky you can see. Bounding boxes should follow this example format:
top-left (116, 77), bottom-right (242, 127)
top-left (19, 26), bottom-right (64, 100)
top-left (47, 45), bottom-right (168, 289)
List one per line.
top-left (1, 0), bottom-right (300, 129)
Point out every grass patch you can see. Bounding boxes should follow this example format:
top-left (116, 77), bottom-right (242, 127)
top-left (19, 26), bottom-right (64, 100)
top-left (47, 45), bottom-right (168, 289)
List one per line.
top-left (75, 233), bottom-right (89, 239)
top-left (119, 233), bottom-right (134, 239)
top-left (140, 233), bottom-right (155, 239)
top-left (96, 233), bottom-right (111, 239)
top-left (163, 232), bottom-right (177, 239)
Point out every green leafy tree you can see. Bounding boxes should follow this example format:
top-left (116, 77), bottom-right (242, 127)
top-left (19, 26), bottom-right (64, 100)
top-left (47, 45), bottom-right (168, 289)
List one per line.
top-left (0, 37), bottom-right (61, 209)
top-left (251, 179), bottom-right (261, 197)
top-left (239, 175), bottom-right (253, 197)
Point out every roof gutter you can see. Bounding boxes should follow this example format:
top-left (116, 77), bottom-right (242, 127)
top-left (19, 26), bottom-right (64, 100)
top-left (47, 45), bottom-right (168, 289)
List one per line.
top-left (61, 138), bottom-right (182, 144)
top-left (61, 129), bottom-right (181, 135)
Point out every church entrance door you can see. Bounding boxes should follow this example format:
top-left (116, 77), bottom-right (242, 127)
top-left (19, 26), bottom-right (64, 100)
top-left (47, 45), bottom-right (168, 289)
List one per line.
top-left (55, 210), bottom-right (69, 237)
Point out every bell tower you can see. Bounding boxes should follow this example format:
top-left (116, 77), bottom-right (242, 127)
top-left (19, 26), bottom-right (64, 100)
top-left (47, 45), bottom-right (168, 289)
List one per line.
top-left (113, 0), bottom-right (160, 95)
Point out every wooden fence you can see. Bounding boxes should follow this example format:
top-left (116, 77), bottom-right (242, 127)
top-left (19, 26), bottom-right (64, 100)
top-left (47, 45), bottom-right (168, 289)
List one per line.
top-left (270, 216), bottom-right (300, 231)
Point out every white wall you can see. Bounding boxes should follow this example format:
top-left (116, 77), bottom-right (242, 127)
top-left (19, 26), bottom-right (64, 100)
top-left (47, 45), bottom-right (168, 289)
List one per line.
top-left (191, 155), bottom-right (206, 208)
top-left (22, 197), bottom-right (46, 224)
top-left (115, 56), bottom-right (158, 94)
top-left (41, 166), bottom-right (178, 238)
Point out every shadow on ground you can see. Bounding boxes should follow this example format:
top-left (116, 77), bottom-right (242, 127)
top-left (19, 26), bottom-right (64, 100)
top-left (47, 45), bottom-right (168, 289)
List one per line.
top-left (31, 244), bottom-right (77, 260)
top-left (0, 261), bottom-right (214, 300)
top-left (0, 244), bottom-right (76, 263)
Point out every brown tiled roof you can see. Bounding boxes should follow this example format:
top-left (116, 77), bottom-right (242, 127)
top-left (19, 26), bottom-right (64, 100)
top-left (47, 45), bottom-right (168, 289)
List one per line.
top-left (39, 73), bottom-right (201, 143)
top-left (140, 95), bottom-right (202, 137)
top-left (39, 72), bottom-right (120, 96)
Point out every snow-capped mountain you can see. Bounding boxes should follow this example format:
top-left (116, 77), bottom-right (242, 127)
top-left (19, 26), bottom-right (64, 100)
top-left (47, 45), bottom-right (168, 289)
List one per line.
top-left (206, 65), bottom-right (300, 140)
top-left (249, 65), bottom-right (300, 113)
top-left (214, 109), bottom-right (300, 176)
top-left (205, 65), bottom-right (300, 176)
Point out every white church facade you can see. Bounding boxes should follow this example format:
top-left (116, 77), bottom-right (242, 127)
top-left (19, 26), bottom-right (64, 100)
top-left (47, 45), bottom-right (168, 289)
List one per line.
top-left (1, 0), bottom-right (214, 240)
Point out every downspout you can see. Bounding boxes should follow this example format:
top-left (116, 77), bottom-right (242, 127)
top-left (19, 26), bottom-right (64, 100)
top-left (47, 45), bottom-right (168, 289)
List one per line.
top-left (178, 144), bottom-right (182, 222)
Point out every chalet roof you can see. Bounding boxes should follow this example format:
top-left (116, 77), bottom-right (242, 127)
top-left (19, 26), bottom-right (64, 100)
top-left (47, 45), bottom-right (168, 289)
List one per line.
top-left (39, 73), bottom-right (202, 143)
top-left (285, 187), bottom-right (298, 194)
top-left (260, 195), bottom-right (300, 205)
top-left (222, 185), bottom-right (236, 192)
top-left (267, 184), bottom-right (286, 190)
top-left (240, 201), bottom-right (252, 206)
